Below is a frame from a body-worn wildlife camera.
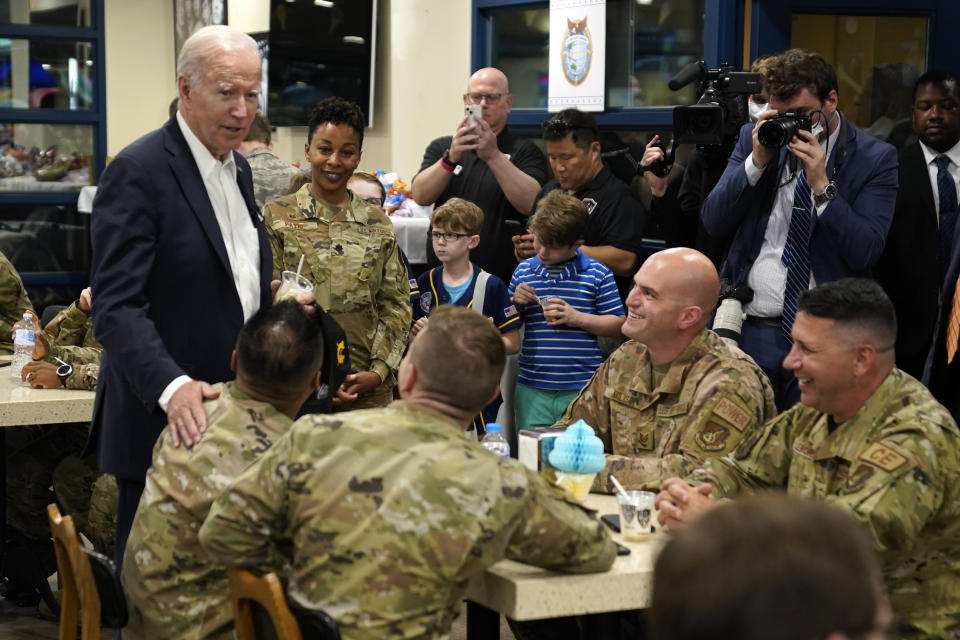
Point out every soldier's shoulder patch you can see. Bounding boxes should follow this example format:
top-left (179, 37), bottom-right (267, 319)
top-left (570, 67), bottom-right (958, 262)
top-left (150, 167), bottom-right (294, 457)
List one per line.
top-left (504, 304), bottom-right (518, 318)
top-left (841, 463), bottom-right (875, 494)
top-left (713, 397), bottom-right (752, 432)
top-left (860, 442), bottom-right (910, 472)
top-left (695, 422), bottom-right (730, 452)
top-left (793, 441), bottom-right (816, 458)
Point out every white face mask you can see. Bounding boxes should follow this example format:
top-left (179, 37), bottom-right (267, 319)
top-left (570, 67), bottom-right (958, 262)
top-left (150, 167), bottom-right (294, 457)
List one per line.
top-left (748, 101), bottom-right (769, 122)
top-left (810, 108), bottom-right (836, 141)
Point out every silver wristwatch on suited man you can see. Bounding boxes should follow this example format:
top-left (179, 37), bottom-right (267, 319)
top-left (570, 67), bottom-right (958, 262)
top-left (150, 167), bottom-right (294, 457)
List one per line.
top-left (813, 180), bottom-right (838, 207)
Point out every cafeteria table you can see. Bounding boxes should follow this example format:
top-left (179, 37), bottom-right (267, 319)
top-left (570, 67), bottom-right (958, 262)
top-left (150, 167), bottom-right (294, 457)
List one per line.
top-left (464, 493), bottom-right (667, 638)
top-left (0, 358), bottom-right (96, 610)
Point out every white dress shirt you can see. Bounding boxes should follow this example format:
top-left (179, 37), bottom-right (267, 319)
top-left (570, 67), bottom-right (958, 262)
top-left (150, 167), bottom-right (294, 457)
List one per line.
top-left (158, 112), bottom-right (262, 412)
top-left (743, 116), bottom-right (842, 317)
top-left (918, 138), bottom-right (960, 220)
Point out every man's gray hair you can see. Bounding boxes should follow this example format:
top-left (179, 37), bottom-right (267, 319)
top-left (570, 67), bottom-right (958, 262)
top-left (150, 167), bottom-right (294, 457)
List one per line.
top-left (177, 25), bottom-right (259, 88)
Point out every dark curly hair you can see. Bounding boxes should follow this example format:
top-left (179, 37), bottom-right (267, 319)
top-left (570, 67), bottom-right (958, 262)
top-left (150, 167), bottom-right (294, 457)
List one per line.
top-left (764, 48), bottom-right (837, 104)
top-left (306, 97), bottom-right (366, 149)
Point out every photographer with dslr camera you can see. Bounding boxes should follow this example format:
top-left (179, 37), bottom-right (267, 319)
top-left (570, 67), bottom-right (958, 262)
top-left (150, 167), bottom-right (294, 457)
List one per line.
top-left (642, 55), bottom-right (777, 269)
top-left (701, 49), bottom-right (897, 410)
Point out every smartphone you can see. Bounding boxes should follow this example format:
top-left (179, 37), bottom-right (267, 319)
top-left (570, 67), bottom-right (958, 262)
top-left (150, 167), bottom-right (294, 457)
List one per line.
top-left (465, 104), bottom-right (483, 128)
top-left (601, 513), bottom-right (620, 533)
top-left (504, 219), bottom-right (524, 234)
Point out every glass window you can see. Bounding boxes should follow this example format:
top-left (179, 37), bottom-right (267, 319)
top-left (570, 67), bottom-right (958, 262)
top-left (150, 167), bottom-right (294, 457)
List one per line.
top-left (0, 38), bottom-right (96, 110)
top-left (489, 0), bottom-right (704, 110)
top-left (0, 202), bottom-right (89, 307)
top-left (0, 122), bottom-right (93, 191)
top-left (0, 0), bottom-right (91, 28)
top-left (792, 14), bottom-right (929, 146)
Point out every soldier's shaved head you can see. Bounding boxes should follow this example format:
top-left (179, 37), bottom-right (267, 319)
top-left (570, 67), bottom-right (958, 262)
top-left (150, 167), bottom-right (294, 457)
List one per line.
top-left (622, 248), bottom-right (721, 363)
top-left (649, 248), bottom-right (720, 319)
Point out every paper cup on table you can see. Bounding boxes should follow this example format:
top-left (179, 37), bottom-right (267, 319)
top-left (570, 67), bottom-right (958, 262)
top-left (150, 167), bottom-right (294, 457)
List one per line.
top-left (554, 471), bottom-right (596, 502)
top-left (617, 490), bottom-right (656, 540)
top-left (276, 270), bottom-right (314, 303)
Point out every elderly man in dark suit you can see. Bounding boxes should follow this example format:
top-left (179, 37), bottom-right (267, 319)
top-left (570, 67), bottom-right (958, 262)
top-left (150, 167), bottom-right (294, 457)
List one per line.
top-left (876, 69), bottom-right (960, 379)
top-left (88, 25), bottom-right (273, 568)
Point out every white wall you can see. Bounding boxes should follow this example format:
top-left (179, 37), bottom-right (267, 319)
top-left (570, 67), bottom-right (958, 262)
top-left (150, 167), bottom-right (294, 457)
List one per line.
top-left (104, 0), bottom-right (175, 156)
top-left (104, 0), bottom-right (471, 182)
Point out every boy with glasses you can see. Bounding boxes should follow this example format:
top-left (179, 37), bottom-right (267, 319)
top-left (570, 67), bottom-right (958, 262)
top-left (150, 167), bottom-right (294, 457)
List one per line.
top-left (509, 191), bottom-right (625, 432)
top-left (413, 197), bottom-right (519, 436)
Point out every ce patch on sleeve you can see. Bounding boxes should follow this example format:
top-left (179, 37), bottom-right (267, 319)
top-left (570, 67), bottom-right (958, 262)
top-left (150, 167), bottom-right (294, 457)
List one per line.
top-left (860, 442), bottom-right (909, 472)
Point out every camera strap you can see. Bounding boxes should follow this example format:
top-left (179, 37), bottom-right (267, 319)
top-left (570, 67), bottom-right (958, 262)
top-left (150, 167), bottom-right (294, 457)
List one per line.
top-left (778, 111), bottom-right (847, 187)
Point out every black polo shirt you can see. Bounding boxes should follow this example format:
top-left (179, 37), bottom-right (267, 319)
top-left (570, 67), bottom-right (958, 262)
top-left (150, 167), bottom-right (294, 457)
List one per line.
top-left (417, 127), bottom-right (548, 284)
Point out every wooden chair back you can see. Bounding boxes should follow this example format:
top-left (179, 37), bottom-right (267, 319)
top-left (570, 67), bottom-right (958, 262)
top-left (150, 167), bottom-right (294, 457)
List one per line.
top-left (229, 568), bottom-right (303, 640)
top-left (47, 503), bottom-right (101, 640)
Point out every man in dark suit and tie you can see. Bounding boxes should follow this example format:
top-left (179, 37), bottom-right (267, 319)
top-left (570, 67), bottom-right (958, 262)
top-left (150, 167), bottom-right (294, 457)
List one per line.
top-left (920, 73), bottom-right (960, 420)
top-left (88, 25), bottom-right (273, 568)
top-left (876, 70), bottom-right (960, 380)
top-left (701, 49), bottom-right (898, 410)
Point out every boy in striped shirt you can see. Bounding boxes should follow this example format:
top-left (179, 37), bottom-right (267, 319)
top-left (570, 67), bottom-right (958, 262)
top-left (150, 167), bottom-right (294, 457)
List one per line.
top-left (509, 191), bottom-right (625, 431)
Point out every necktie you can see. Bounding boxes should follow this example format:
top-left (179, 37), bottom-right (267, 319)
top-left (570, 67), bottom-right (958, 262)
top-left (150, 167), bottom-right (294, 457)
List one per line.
top-left (935, 155), bottom-right (958, 276)
top-left (947, 275), bottom-right (960, 364)
top-left (781, 168), bottom-right (812, 343)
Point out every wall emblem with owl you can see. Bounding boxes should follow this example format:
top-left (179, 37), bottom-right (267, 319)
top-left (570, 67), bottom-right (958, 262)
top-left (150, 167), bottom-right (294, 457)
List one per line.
top-left (561, 16), bottom-right (593, 86)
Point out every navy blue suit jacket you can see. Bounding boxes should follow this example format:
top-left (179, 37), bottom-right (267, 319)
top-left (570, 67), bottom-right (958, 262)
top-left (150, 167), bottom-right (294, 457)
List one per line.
top-left (702, 117), bottom-right (898, 288)
top-left (88, 116), bottom-right (273, 481)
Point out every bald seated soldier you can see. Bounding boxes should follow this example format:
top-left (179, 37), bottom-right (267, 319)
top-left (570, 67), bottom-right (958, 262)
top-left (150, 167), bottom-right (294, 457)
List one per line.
top-left (122, 301), bottom-right (325, 640)
top-left (199, 306), bottom-right (615, 640)
top-left (657, 278), bottom-right (960, 639)
top-left (555, 247), bottom-right (776, 492)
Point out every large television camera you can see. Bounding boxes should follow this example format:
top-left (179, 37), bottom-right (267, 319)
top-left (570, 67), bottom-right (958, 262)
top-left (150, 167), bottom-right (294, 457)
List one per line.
top-left (642, 61), bottom-right (763, 177)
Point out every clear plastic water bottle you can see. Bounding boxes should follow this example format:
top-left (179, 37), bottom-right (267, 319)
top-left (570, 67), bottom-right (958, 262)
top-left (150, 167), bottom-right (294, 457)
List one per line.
top-left (11, 312), bottom-right (36, 379)
top-left (480, 423), bottom-right (510, 458)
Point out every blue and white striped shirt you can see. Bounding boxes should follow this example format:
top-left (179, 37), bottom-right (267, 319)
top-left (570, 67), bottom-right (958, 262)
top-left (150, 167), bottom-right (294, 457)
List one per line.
top-left (508, 250), bottom-right (624, 390)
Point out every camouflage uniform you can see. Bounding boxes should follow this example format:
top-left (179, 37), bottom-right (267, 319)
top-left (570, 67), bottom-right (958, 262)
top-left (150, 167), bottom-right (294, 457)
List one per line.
top-left (199, 400), bottom-right (616, 640)
top-left (244, 146), bottom-right (302, 210)
top-left (264, 185), bottom-right (410, 409)
top-left (557, 328), bottom-right (776, 493)
top-left (689, 370), bottom-right (960, 638)
top-left (6, 298), bottom-right (102, 544)
top-left (0, 249), bottom-right (34, 353)
top-left (40, 301), bottom-right (102, 389)
top-left (122, 382), bottom-right (293, 640)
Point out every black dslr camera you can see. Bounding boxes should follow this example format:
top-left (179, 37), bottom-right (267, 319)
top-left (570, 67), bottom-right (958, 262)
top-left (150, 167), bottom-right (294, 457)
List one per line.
top-left (757, 111), bottom-right (812, 149)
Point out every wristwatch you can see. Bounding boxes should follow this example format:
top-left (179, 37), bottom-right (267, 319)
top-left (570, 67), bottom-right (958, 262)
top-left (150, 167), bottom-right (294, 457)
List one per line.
top-left (56, 362), bottom-right (73, 388)
top-left (441, 149), bottom-right (463, 175)
top-left (813, 181), bottom-right (838, 207)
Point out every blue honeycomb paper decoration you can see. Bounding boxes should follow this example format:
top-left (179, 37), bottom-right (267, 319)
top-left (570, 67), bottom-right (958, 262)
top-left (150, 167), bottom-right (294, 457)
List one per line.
top-left (548, 419), bottom-right (606, 473)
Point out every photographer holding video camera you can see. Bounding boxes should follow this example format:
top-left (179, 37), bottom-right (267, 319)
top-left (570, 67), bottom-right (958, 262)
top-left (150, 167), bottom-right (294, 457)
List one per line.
top-left (701, 49), bottom-right (898, 410)
top-left (641, 57), bottom-right (774, 269)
